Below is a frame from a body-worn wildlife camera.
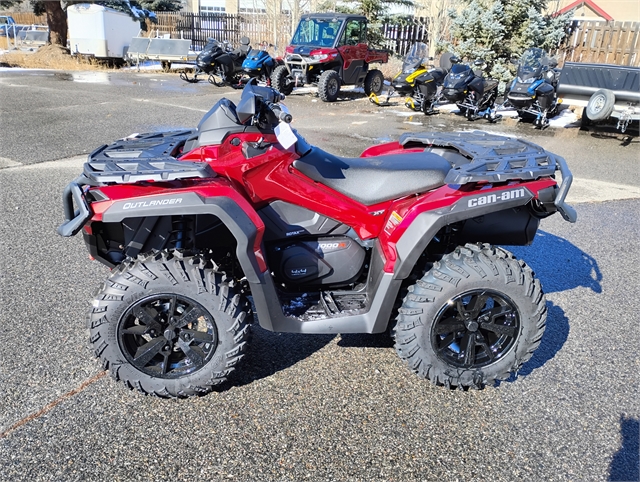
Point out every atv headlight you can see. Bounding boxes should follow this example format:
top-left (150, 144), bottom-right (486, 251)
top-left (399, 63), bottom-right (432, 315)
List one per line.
top-left (310, 52), bottom-right (337, 62)
top-left (517, 77), bottom-right (535, 84)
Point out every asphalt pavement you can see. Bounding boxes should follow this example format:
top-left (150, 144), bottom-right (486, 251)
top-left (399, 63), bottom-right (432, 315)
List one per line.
top-left (0, 69), bottom-right (638, 481)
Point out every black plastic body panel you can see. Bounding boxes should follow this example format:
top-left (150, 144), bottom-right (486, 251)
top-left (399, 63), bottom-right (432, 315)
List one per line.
top-left (457, 207), bottom-right (540, 246)
top-left (259, 200), bottom-right (349, 241)
top-left (269, 236), bottom-right (366, 286)
top-left (101, 192), bottom-right (264, 284)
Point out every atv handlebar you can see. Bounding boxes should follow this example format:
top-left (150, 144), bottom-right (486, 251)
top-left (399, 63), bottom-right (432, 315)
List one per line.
top-left (269, 102), bottom-right (292, 123)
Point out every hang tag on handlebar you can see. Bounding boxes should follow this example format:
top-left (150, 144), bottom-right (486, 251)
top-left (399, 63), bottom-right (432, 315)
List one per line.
top-left (275, 121), bottom-right (297, 149)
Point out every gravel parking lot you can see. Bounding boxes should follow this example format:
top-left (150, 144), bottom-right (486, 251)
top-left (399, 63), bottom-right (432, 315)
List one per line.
top-left (0, 69), bottom-right (638, 481)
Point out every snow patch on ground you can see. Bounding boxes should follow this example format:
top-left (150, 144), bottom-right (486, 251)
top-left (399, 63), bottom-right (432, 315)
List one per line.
top-left (549, 108), bottom-right (579, 127)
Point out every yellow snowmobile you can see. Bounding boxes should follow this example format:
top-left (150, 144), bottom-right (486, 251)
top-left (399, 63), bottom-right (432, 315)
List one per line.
top-left (371, 43), bottom-right (452, 114)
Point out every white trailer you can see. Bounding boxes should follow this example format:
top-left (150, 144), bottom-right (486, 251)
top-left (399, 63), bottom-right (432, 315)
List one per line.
top-left (67, 3), bottom-right (140, 59)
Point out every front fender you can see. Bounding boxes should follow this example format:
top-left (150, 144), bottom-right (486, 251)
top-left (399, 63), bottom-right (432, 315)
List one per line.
top-left (100, 186), bottom-right (266, 283)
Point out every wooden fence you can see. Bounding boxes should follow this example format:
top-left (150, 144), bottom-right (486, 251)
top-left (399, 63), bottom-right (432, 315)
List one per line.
top-left (1, 12), bottom-right (46, 25)
top-left (150, 13), bottom-right (293, 53)
top-left (553, 20), bottom-right (639, 67)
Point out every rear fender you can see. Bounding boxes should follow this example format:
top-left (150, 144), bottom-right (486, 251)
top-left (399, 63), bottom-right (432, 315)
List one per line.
top-left (390, 182), bottom-right (554, 280)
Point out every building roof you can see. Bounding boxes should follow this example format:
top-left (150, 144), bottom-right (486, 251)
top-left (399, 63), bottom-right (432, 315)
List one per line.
top-left (554, 0), bottom-right (614, 21)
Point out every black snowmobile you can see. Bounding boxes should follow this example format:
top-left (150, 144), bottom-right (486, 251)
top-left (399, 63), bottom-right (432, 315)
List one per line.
top-left (506, 48), bottom-right (560, 128)
top-left (441, 57), bottom-right (501, 122)
top-left (180, 37), bottom-right (251, 86)
top-left (180, 38), bottom-right (228, 83)
top-left (209, 36), bottom-right (252, 87)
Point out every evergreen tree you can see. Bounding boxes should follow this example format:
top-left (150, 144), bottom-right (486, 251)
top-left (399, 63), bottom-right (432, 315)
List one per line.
top-left (444, 0), bottom-right (572, 82)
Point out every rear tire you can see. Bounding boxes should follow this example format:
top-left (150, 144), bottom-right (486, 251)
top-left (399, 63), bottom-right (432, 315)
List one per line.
top-left (318, 70), bottom-right (341, 102)
top-left (88, 251), bottom-right (251, 398)
top-left (271, 64), bottom-right (294, 95)
top-left (586, 88), bottom-right (615, 121)
top-left (394, 244), bottom-right (546, 389)
top-left (364, 69), bottom-right (384, 96)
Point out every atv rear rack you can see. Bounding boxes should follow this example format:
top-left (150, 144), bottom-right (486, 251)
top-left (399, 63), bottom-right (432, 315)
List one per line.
top-left (83, 130), bottom-right (214, 185)
top-left (400, 131), bottom-right (558, 184)
top-left (399, 131), bottom-right (576, 222)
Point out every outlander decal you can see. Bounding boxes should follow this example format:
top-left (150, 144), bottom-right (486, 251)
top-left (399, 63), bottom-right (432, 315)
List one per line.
top-left (123, 198), bottom-right (183, 210)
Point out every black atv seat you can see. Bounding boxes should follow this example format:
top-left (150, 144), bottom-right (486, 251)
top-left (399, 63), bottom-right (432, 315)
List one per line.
top-left (293, 147), bottom-right (452, 205)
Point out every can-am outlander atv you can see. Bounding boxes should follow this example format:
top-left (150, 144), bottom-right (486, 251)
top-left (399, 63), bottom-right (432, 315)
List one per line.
top-left (59, 80), bottom-right (576, 398)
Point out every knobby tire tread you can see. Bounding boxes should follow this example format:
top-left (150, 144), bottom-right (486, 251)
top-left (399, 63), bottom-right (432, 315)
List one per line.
top-left (394, 243), bottom-right (546, 389)
top-left (87, 250), bottom-right (251, 398)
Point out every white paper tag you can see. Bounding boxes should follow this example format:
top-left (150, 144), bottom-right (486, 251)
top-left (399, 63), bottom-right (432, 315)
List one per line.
top-left (275, 121), bottom-right (297, 149)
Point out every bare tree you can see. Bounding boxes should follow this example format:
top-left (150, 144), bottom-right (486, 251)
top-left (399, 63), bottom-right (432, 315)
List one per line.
top-left (414, 0), bottom-right (457, 56)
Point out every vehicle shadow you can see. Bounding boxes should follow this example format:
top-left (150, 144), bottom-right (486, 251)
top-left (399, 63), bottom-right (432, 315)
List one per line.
top-left (220, 328), bottom-right (336, 390)
top-left (508, 230), bottom-right (602, 294)
top-left (504, 301), bottom-right (569, 383)
top-left (609, 415), bottom-right (640, 481)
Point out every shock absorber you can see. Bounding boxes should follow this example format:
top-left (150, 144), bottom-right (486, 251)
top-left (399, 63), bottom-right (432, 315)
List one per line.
top-left (170, 216), bottom-right (192, 250)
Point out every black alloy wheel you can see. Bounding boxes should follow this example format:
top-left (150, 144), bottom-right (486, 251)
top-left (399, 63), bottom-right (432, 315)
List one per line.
top-left (119, 294), bottom-right (218, 379)
top-left (431, 289), bottom-right (520, 369)
top-left (88, 251), bottom-right (251, 398)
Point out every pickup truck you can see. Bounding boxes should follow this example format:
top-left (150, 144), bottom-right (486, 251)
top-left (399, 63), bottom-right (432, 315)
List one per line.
top-left (0, 16), bottom-right (19, 38)
top-left (557, 62), bottom-right (640, 133)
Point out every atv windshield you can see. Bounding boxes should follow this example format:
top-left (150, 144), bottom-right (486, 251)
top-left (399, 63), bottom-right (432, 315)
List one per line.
top-left (402, 43), bottom-right (429, 73)
top-left (517, 48), bottom-right (548, 79)
top-left (291, 17), bottom-right (343, 47)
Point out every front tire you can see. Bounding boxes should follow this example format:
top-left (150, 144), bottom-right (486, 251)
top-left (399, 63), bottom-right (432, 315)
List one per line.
top-left (271, 64), bottom-right (294, 95)
top-left (88, 251), bottom-right (251, 398)
top-left (364, 69), bottom-right (384, 96)
top-left (318, 70), bottom-right (341, 102)
top-left (394, 244), bottom-right (546, 389)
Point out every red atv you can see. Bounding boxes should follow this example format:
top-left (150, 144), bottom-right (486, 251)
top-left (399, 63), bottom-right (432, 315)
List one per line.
top-left (59, 80), bottom-right (576, 398)
top-left (271, 13), bottom-right (388, 101)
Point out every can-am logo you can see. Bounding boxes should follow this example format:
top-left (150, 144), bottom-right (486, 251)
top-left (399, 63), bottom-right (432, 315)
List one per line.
top-left (122, 198), bottom-right (183, 210)
top-left (467, 189), bottom-right (525, 208)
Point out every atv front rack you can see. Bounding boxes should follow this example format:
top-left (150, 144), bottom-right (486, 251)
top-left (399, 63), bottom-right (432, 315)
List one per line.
top-left (83, 130), bottom-right (214, 185)
top-left (58, 130), bottom-right (216, 238)
top-left (399, 131), bottom-right (576, 222)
